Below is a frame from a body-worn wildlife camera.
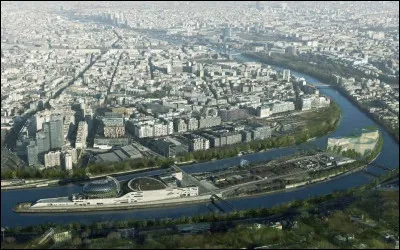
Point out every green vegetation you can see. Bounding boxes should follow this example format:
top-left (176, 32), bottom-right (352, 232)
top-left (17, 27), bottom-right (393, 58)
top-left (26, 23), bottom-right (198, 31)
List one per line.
top-left (311, 131), bottom-right (383, 180)
top-left (244, 52), bottom-right (399, 142)
top-left (2, 169), bottom-right (398, 249)
top-left (179, 102), bottom-right (340, 163)
top-left (244, 52), bottom-right (398, 85)
top-left (329, 128), bottom-right (382, 161)
top-left (140, 90), bottom-right (168, 98)
top-left (1, 102), bottom-right (340, 181)
top-left (1, 157), bottom-right (175, 181)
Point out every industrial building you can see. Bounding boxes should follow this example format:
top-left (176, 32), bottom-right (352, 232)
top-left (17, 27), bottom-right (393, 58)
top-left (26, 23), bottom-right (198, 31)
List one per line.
top-left (148, 137), bottom-right (188, 157)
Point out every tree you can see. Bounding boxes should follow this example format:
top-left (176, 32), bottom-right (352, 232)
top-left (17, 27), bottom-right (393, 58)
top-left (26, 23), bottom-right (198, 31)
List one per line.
top-left (81, 229), bottom-right (91, 239)
top-left (5, 237), bottom-right (16, 244)
top-left (116, 220), bottom-right (128, 229)
top-left (71, 237), bottom-right (82, 246)
top-left (82, 238), bottom-right (91, 246)
top-left (107, 231), bottom-right (121, 240)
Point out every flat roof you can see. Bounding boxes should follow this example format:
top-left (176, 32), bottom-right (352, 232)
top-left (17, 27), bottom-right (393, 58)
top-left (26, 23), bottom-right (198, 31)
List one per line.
top-left (96, 152), bottom-right (121, 163)
top-left (35, 197), bottom-right (70, 203)
top-left (121, 145), bottom-right (143, 158)
top-left (114, 150), bottom-right (129, 160)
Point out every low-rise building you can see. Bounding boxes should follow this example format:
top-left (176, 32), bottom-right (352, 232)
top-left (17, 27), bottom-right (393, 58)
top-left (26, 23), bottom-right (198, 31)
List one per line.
top-left (198, 116), bottom-right (221, 129)
top-left (173, 118), bottom-right (188, 133)
top-left (252, 126), bottom-right (272, 140)
top-left (186, 117), bottom-right (199, 131)
top-left (182, 134), bottom-right (210, 152)
top-left (52, 231), bottom-right (72, 243)
top-left (149, 137), bottom-right (188, 157)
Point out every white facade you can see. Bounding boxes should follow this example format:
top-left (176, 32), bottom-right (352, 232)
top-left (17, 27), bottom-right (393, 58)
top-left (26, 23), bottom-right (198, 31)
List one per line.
top-left (187, 118), bottom-right (199, 131)
top-left (104, 126), bottom-right (125, 138)
top-left (135, 123), bottom-right (154, 138)
top-left (153, 123), bottom-right (168, 137)
top-left (65, 148), bottom-right (78, 164)
top-left (301, 96), bottom-right (331, 111)
top-left (282, 69), bottom-right (291, 82)
top-left (257, 106), bottom-right (272, 118)
top-left (31, 186), bottom-right (199, 207)
top-left (93, 144), bottom-right (112, 150)
top-left (327, 130), bottom-right (379, 156)
top-left (44, 151), bottom-right (61, 168)
top-left (75, 121), bottom-right (88, 149)
top-left (175, 119), bottom-right (188, 133)
top-left (167, 120), bottom-right (174, 135)
top-left (301, 97), bottom-right (313, 111)
top-left (271, 101), bottom-right (295, 114)
top-left (133, 121), bottom-right (170, 138)
top-left (63, 153), bottom-right (73, 171)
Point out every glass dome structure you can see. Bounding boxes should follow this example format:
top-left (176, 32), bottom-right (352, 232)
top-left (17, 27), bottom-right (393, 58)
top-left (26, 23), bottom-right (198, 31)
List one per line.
top-left (81, 176), bottom-right (120, 199)
top-left (128, 177), bottom-right (167, 191)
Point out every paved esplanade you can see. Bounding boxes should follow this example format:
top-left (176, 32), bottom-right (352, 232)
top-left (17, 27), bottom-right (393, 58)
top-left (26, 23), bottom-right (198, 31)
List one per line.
top-left (172, 165), bottom-right (214, 195)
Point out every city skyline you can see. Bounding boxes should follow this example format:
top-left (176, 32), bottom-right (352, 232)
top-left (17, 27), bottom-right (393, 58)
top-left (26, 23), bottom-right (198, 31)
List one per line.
top-left (1, 1), bottom-right (398, 249)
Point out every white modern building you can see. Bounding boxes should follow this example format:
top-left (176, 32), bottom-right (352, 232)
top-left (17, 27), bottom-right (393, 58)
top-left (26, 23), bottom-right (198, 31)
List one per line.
top-left (30, 173), bottom-right (199, 208)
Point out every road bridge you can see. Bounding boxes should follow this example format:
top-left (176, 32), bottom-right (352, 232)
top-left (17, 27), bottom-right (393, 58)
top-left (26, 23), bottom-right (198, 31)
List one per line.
top-left (172, 165), bottom-right (236, 211)
top-left (313, 84), bottom-right (331, 88)
top-left (209, 199), bottom-right (227, 213)
top-left (369, 163), bottom-right (393, 172)
top-left (211, 194), bottom-right (235, 211)
top-left (172, 165), bottom-right (212, 194)
top-left (363, 169), bottom-right (380, 178)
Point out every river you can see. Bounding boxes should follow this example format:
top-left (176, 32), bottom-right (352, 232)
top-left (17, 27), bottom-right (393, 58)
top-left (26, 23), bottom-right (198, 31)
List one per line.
top-left (1, 49), bottom-right (399, 229)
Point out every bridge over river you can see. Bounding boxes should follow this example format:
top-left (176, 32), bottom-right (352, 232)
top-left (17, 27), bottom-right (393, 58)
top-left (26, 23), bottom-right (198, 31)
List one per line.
top-left (1, 33), bottom-right (398, 229)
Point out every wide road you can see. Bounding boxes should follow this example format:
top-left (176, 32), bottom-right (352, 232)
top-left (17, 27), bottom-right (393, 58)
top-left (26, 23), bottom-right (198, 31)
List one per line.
top-left (5, 32), bottom-right (121, 150)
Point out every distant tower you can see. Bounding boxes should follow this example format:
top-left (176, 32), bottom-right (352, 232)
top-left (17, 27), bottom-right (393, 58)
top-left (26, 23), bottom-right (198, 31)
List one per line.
top-left (363, 54), bottom-right (368, 64)
top-left (256, 1), bottom-right (264, 10)
top-left (36, 131), bottom-right (50, 154)
top-left (287, 46), bottom-right (297, 56)
top-left (283, 69), bottom-right (291, 82)
top-left (223, 26), bottom-right (232, 41)
top-left (49, 115), bottom-right (64, 149)
top-left (27, 141), bottom-right (38, 166)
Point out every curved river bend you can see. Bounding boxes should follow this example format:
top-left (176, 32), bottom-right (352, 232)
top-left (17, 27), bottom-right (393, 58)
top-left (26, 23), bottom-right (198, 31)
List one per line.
top-left (1, 54), bottom-right (398, 228)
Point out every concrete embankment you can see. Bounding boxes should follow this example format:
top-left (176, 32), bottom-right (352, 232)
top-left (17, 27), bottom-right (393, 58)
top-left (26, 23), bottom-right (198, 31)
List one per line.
top-left (14, 194), bottom-right (219, 213)
top-left (2, 166), bottom-right (161, 191)
top-left (1, 180), bottom-right (59, 191)
top-left (242, 52), bottom-right (399, 144)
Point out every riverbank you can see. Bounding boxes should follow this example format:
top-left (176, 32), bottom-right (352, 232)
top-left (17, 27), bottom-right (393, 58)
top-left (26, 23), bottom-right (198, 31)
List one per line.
top-left (13, 194), bottom-right (218, 213)
top-left (1, 180), bottom-right (59, 191)
top-left (333, 84), bottom-right (399, 143)
top-left (242, 52), bottom-right (399, 144)
top-left (2, 49), bottom-right (398, 229)
top-left (2, 101), bottom-right (341, 190)
top-left (1, 166), bottom-right (161, 191)
top-left (4, 168), bottom-right (398, 249)
top-left (225, 130), bottom-right (383, 200)
top-left (14, 137), bottom-right (383, 214)
top-left (225, 163), bottom-right (370, 202)
top-left (12, 158), bottom-right (381, 214)
top-left (177, 101), bottom-right (341, 164)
